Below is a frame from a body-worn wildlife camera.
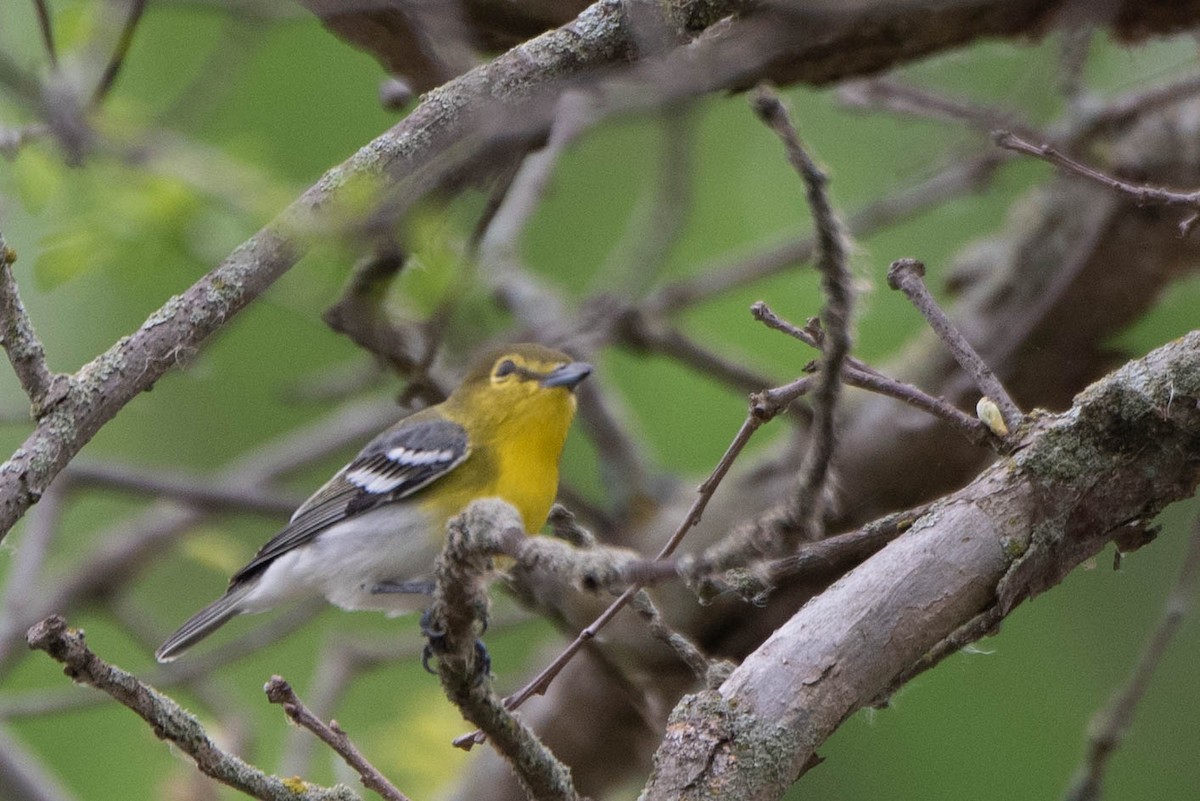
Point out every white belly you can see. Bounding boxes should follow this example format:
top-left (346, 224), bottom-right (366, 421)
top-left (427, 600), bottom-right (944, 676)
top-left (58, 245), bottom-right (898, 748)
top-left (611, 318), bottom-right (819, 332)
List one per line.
top-left (240, 503), bottom-right (440, 615)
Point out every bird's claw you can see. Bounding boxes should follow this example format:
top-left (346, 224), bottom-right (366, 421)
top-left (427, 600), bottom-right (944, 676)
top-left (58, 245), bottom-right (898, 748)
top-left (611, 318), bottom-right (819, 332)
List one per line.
top-left (419, 609), bottom-right (491, 683)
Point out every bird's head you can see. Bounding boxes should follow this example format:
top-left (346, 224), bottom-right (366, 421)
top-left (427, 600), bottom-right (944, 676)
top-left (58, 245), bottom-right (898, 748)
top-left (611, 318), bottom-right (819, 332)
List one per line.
top-left (450, 343), bottom-right (592, 426)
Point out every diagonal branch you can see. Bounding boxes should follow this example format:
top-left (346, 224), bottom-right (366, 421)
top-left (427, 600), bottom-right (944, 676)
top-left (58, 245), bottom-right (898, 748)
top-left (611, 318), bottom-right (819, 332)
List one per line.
top-left (642, 330), bottom-right (1200, 801)
top-left (26, 616), bottom-right (358, 801)
top-left (89, 0), bottom-right (149, 108)
top-left (887, 258), bottom-right (1023, 431)
top-left (995, 129), bottom-right (1200, 234)
top-left (1063, 515), bottom-right (1200, 801)
top-left (266, 678), bottom-right (411, 801)
top-left (0, 234), bottom-right (64, 414)
top-left (0, 2), bottom-right (635, 544)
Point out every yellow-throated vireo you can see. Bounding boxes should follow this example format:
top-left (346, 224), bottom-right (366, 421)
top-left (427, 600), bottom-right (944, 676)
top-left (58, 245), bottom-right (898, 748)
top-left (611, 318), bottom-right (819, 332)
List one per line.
top-left (156, 344), bottom-right (591, 662)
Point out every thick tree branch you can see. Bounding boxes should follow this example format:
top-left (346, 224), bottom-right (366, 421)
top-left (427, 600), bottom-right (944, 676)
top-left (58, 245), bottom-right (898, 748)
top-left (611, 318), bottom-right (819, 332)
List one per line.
top-left (642, 331), bottom-right (1200, 800)
top-left (0, 1), bottom-right (634, 543)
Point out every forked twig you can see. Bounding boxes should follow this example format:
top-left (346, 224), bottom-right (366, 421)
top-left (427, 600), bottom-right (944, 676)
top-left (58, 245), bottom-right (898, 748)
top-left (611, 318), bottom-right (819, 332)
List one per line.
top-left (26, 617), bottom-right (355, 801)
top-left (751, 84), bottom-right (853, 544)
top-left (995, 130), bottom-right (1200, 235)
top-left (455, 409), bottom-right (771, 749)
top-left (887, 258), bottom-right (1022, 432)
top-left (265, 677), bottom-right (410, 801)
top-left (753, 301), bottom-right (992, 445)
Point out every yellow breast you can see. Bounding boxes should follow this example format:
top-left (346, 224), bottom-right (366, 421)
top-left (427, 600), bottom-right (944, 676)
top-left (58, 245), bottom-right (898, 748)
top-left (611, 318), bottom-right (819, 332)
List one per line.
top-left (421, 389), bottom-right (576, 535)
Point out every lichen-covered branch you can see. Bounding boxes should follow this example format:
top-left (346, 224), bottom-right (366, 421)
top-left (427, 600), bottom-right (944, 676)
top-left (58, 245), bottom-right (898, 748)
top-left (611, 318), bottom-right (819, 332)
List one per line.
top-left (5, 0), bottom-right (1200, 547)
top-left (0, 1), bottom-right (634, 544)
top-left (428, 500), bottom-right (580, 801)
top-left (0, 234), bottom-right (63, 414)
top-left (642, 331), bottom-right (1200, 801)
top-left (25, 617), bottom-right (358, 801)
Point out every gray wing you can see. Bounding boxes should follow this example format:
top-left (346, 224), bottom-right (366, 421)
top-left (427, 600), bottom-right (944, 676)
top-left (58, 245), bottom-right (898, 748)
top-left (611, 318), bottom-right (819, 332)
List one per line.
top-left (230, 415), bottom-right (469, 583)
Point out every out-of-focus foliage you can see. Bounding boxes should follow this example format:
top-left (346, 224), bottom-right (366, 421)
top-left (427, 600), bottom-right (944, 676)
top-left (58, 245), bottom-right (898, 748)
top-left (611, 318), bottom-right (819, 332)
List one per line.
top-left (1, 3), bottom-right (1198, 800)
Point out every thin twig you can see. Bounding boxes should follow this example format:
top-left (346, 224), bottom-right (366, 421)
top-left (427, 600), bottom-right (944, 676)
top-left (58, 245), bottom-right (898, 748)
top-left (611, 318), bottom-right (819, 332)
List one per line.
top-left (90, 0), bottom-right (148, 108)
top-left (752, 84), bottom-right (853, 544)
top-left (279, 643), bottom-right (373, 778)
top-left (839, 363), bottom-right (993, 446)
top-left (764, 505), bottom-right (928, 586)
top-left (1063, 516), bottom-right (1200, 801)
top-left (1, 605), bottom-right (319, 720)
top-left (322, 247), bottom-right (449, 404)
top-left (0, 234), bottom-right (63, 413)
top-left (0, 723), bottom-right (79, 801)
top-left (265, 677), bottom-right (411, 801)
top-left (26, 617), bottom-right (356, 801)
top-left (618, 308), bottom-right (776, 394)
top-left (628, 590), bottom-right (716, 685)
top-left (65, 461), bottom-right (304, 516)
top-left (994, 130), bottom-right (1200, 235)
top-left (647, 154), bottom-right (1000, 313)
top-left (839, 78), bottom-right (1036, 139)
top-left (887, 258), bottom-right (1023, 431)
top-left (751, 301), bottom-right (882, 376)
top-left (752, 300), bottom-right (990, 442)
top-left (454, 408), bottom-right (772, 749)
top-left (279, 611), bottom-right (528, 776)
top-left (33, 0), bottom-right (59, 68)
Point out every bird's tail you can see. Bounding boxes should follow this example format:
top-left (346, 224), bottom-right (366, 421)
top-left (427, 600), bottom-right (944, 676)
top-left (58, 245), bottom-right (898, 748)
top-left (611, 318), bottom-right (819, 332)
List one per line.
top-left (155, 582), bottom-right (253, 663)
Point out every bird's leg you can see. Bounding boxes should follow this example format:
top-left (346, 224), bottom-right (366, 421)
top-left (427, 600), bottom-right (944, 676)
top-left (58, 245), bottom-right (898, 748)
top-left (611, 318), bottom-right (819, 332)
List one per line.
top-left (419, 606), bottom-right (446, 674)
top-left (419, 604), bottom-right (491, 683)
top-left (368, 579), bottom-right (435, 595)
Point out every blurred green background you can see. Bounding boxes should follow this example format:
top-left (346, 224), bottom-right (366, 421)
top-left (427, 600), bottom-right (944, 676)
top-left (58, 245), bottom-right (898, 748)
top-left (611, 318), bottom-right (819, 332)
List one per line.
top-left (1, 2), bottom-right (1199, 799)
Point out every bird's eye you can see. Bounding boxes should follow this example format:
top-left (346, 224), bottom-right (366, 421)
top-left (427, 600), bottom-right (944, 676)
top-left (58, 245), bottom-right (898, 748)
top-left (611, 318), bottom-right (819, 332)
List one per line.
top-left (493, 359), bottom-right (517, 379)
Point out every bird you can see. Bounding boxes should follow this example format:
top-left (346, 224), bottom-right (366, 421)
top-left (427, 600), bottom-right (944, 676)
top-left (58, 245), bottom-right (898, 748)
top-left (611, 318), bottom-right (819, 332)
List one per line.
top-left (156, 343), bottom-right (592, 662)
